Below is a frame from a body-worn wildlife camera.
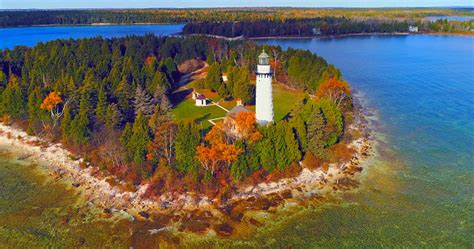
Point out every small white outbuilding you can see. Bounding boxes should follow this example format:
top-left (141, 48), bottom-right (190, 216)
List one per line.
top-left (195, 94), bottom-right (207, 106)
top-left (409, 25), bottom-right (419, 33)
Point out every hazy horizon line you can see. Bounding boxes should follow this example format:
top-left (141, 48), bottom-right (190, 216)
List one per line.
top-left (1, 6), bottom-right (473, 11)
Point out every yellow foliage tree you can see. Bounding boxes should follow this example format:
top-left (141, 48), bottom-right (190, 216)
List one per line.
top-left (40, 91), bottom-right (68, 128)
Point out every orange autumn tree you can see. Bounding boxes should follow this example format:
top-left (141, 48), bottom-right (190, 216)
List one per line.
top-left (232, 111), bottom-right (262, 143)
top-left (40, 91), bottom-right (69, 128)
top-left (196, 123), bottom-right (243, 175)
top-left (316, 78), bottom-right (351, 107)
top-left (40, 91), bottom-right (62, 111)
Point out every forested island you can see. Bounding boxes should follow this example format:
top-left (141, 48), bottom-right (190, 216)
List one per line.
top-left (0, 35), bottom-right (371, 235)
top-left (182, 17), bottom-right (474, 38)
top-left (1, 8), bottom-right (473, 36)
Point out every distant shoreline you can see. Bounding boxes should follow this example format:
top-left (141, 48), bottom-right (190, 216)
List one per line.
top-left (2, 22), bottom-right (472, 38)
top-left (0, 22), bottom-right (185, 29)
top-left (182, 32), bottom-right (412, 41)
top-left (181, 31), bottom-right (474, 41)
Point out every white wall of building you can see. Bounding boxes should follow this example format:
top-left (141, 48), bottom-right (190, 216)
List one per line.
top-left (196, 99), bottom-right (206, 106)
top-left (256, 72), bottom-right (274, 124)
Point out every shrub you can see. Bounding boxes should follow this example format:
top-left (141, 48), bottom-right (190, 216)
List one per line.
top-left (327, 142), bottom-right (355, 164)
top-left (302, 152), bottom-right (323, 170)
top-left (265, 162), bottom-right (302, 182)
top-left (322, 163), bottom-right (329, 173)
top-left (0, 114), bottom-right (12, 124)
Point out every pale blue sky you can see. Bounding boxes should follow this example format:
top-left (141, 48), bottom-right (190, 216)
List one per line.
top-left (1, 0), bottom-right (473, 9)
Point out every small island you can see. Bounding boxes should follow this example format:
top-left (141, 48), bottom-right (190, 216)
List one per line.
top-left (0, 35), bottom-right (371, 236)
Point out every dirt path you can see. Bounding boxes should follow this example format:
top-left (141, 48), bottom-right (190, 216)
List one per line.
top-left (175, 62), bottom-right (208, 89)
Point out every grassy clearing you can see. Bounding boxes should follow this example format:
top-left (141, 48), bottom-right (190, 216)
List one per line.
top-left (171, 97), bottom-right (227, 129)
top-left (272, 83), bottom-right (305, 121)
top-left (172, 79), bottom-right (305, 129)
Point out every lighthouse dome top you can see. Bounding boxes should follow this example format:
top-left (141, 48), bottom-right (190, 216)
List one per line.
top-left (258, 50), bottom-right (270, 65)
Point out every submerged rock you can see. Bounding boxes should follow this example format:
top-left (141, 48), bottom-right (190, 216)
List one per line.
top-left (248, 218), bottom-right (262, 227)
top-left (152, 214), bottom-right (173, 225)
top-left (139, 211), bottom-right (150, 219)
top-left (179, 219), bottom-right (210, 233)
top-left (280, 189), bottom-right (292, 199)
top-left (76, 237), bottom-right (86, 247)
top-left (216, 223), bottom-right (233, 236)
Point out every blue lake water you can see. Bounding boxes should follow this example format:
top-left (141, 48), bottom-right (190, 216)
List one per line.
top-left (257, 34), bottom-right (474, 246)
top-left (0, 24), bottom-right (184, 49)
top-left (0, 25), bottom-right (473, 247)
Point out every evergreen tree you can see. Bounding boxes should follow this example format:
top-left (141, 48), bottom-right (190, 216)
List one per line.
top-left (231, 152), bottom-right (249, 181)
top-left (65, 76), bottom-right (76, 98)
top-left (61, 104), bottom-right (72, 142)
top-left (133, 85), bottom-right (154, 117)
top-left (149, 71), bottom-right (171, 96)
top-left (225, 66), bottom-right (238, 94)
top-left (129, 111), bottom-right (151, 167)
top-left (206, 48), bottom-right (216, 64)
top-left (121, 56), bottom-right (134, 82)
top-left (256, 126), bottom-right (276, 172)
top-left (115, 76), bottom-right (133, 120)
top-left (285, 124), bottom-right (302, 163)
top-left (27, 87), bottom-right (44, 132)
top-left (205, 62), bottom-right (222, 91)
top-left (274, 122), bottom-right (291, 170)
top-left (291, 115), bottom-right (308, 151)
top-left (104, 103), bottom-right (121, 130)
top-left (0, 71), bottom-right (6, 90)
top-left (148, 105), bottom-right (160, 132)
top-left (159, 57), bottom-right (178, 85)
top-left (0, 76), bottom-right (25, 118)
top-left (120, 123), bottom-right (133, 161)
top-left (175, 123), bottom-right (200, 173)
top-left (258, 137), bottom-right (276, 172)
top-left (233, 68), bottom-right (253, 104)
top-left (318, 98), bottom-right (343, 146)
top-left (70, 95), bottom-right (91, 145)
top-left (95, 88), bottom-right (107, 123)
top-left (159, 95), bottom-right (172, 114)
top-left (306, 107), bottom-right (326, 155)
top-left (218, 83), bottom-right (229, 98)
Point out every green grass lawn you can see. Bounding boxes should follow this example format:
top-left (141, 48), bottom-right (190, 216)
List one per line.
top-left (171, 97), bottom-right (227, 129)
top-left (272, 83), bottom-right (305, 121)
top-left (171, 82), bottom-right (305, 129)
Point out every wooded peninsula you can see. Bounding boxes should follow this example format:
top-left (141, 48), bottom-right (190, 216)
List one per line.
top-left (0, 34), bottom-right (370, 212)
top-left (1, 8), bottom-right (473, 36)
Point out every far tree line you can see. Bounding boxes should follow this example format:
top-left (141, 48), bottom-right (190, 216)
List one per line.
top-left (182, 18), bottom-right (474, 38)
top-left (1, 8), bottom-right (472, 27)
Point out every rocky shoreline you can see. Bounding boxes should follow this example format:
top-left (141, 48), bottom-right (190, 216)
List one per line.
top-left (0, 99), bottom-right (373, 235)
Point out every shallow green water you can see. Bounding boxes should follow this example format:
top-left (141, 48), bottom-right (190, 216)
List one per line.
top-left (0, 152), bottom-right (139, 248)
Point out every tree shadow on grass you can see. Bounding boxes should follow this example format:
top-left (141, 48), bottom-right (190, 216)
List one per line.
top-left (194, 113), bottom-right (211, 125)
top-left (171, 88), bottom-right (193, 106)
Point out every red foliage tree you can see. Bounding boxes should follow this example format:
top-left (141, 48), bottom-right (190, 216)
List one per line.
top-left (195, 123), bottom-right (243, 175)
top-left (316, 78), bottom-right (351, 107)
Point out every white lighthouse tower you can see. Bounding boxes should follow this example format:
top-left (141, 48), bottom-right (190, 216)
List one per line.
top-left (256, 50), bottom-right (274, 124)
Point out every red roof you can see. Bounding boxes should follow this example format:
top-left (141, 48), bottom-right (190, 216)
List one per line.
top-left (196, 95), bottom-right (206, 100)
